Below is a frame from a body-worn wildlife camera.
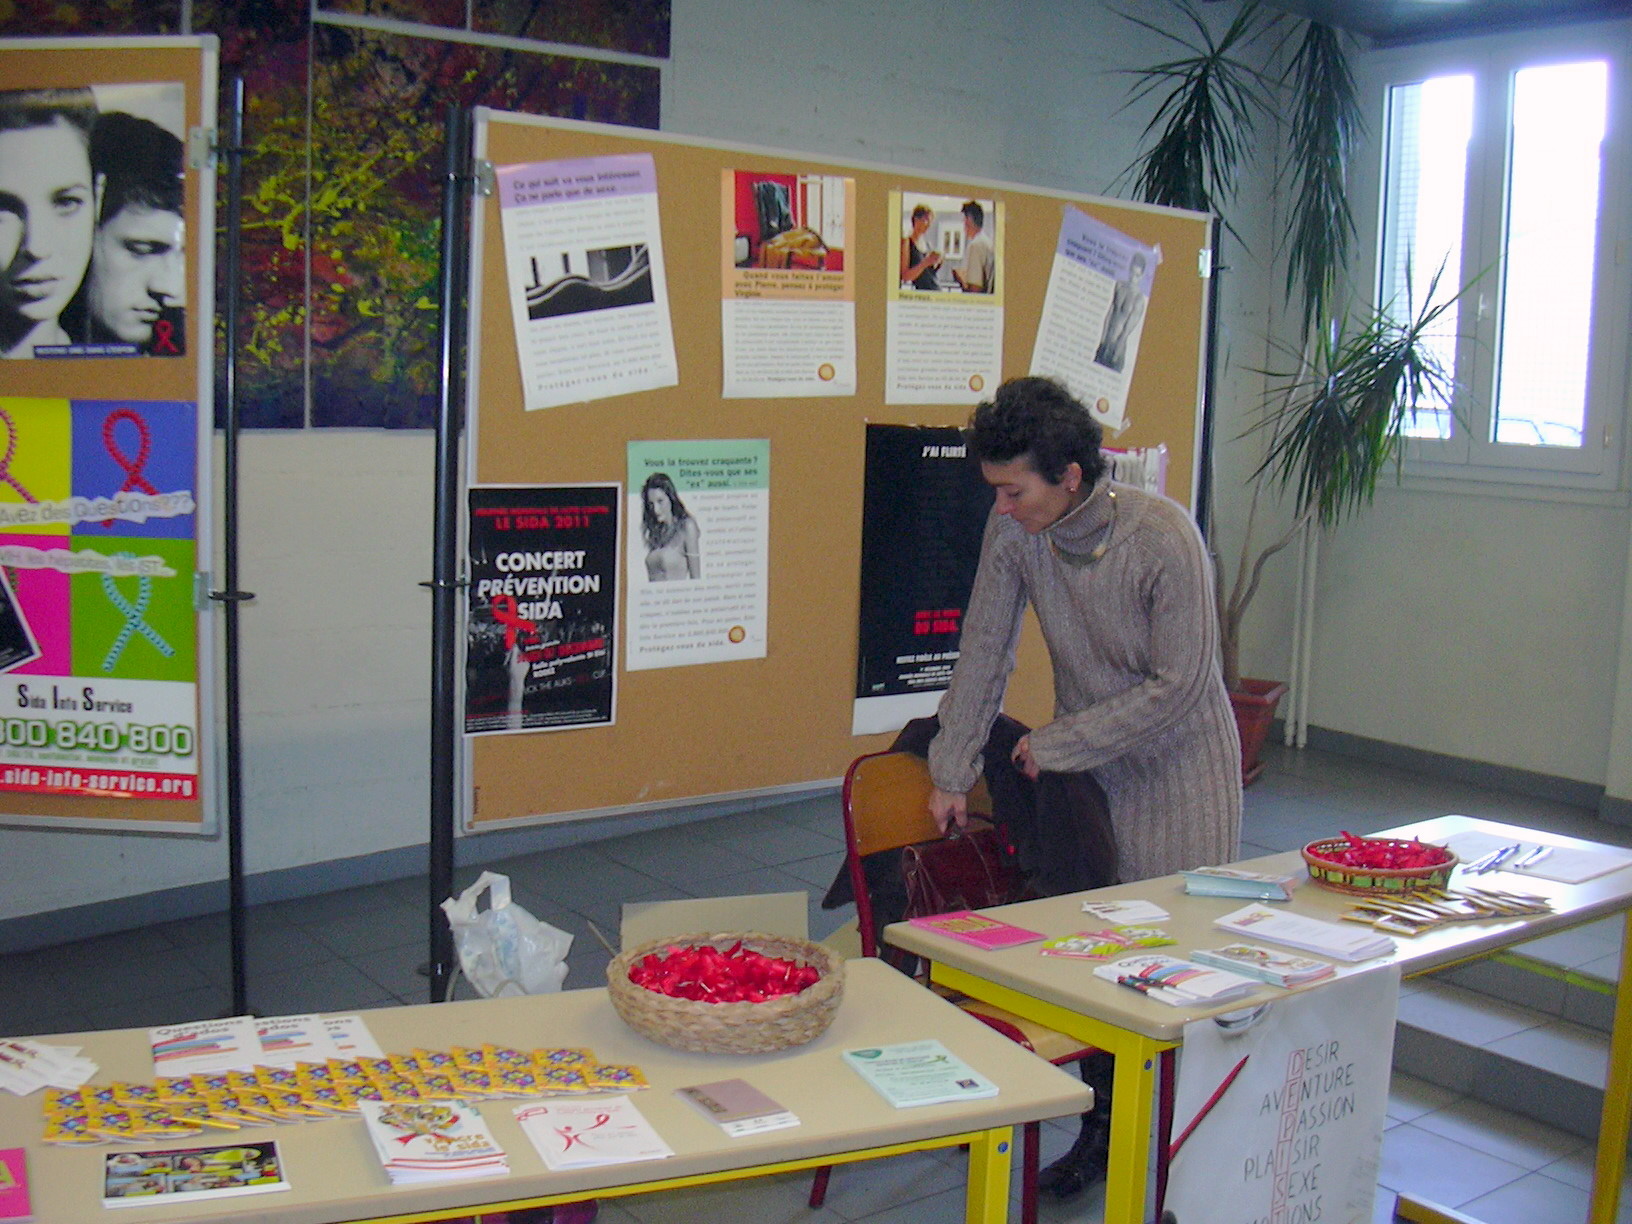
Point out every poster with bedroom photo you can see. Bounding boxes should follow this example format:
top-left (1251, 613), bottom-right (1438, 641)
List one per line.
top-left (1, 82), bottom-right (187, 360)
top-left (720, 167), bottom-right (856, 397)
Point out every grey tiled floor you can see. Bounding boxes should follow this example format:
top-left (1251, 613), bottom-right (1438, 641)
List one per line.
top-left (5, 740), bottom-right (1632, 1223)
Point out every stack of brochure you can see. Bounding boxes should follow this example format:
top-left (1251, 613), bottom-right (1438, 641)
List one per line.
top-left (1180, 865), bottom-right (1300, 902)
top-left (675, 1078), bottom-right (798, 1137)
top-left (0, 1039), bottom-right (97, 1095)
top-left (1080, 898), bottom-right (1170, 924)
top-left (1213, 903), bottom-right (1395, 962)
top-left (359, 1099), bottom-right (507, 1183)
top-left (1040, 927), bottom-right (1175, 959)
top-left (842, 1040), bottom-right (998, 1108)
top-left (1091, 954), bottom-right (1259, 1007)
top-left (515, 1096), bottom-right (673, 1170)
top-left (1189, 943), bottom-right (1335, 987)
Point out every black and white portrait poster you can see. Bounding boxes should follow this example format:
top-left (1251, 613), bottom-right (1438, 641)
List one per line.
top-left (465, 484), bottom-right (619, 736)
top-left (852, 424), bottom-right (992, 735)
top-left (0, 82), bottom-right (188, 361)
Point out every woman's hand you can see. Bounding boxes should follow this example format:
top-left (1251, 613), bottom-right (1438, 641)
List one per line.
top-left (1011, 734), bottom-right (1040, 780)
top-left (930, 786), bottom-right (969, 834)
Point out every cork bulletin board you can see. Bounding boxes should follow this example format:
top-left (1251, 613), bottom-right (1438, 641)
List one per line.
top-left (0, 38), bottom-right (217, 832)
top-left (464, 109), bottom-right (1212, 829)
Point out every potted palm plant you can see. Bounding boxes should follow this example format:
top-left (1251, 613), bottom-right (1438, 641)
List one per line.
top-left (1117, 1), bottom-right (1458, 782)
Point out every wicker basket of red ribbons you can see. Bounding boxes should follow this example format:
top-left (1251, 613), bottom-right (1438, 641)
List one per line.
top-left (607, 931), bottom-right (845, 1054)
top-left (1302, 833), bottom-right (1458, 895)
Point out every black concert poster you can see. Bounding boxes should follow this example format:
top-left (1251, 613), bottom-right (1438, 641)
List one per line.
top-left (852, 424), bottom-right (992, 735)
top-left (464, 484), bottom-right (619, 736)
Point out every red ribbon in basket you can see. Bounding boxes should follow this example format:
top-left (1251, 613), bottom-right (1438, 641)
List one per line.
top-left (629, 942), bottom-right (821, 1003)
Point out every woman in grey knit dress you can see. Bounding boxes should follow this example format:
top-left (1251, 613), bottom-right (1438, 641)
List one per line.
top-left (927, 375), bottom-right (1242, 1194)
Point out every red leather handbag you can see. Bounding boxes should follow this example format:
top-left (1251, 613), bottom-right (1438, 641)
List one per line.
top-left (899, 821), bottom-right (1032, 918)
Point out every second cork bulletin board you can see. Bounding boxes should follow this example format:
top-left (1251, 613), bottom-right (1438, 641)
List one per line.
top-left (464, 109), bottom-right (1212, 830)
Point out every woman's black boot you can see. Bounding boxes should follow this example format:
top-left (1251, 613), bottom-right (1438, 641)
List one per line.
top-left (1036, 1052), bottom-right (1114, 1199)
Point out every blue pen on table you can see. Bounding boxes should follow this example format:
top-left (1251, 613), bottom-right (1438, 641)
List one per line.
top-left (1477, 843), bottom-right (1523, 874)
top-left (1514, 845), bottom-right (1553, 870)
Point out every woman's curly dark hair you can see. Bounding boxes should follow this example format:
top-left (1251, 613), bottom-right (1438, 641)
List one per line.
top-left (966, 376), bottom-right (1105, 486)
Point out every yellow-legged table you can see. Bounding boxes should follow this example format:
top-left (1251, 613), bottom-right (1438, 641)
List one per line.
top-left (885, 814), bottom-right (1632, 1224)
top-left (0, 957), bottom-right (1090, 1223)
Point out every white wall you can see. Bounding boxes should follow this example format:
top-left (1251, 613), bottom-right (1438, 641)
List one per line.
top-left (1228, 20), bottom-right (1632, 790)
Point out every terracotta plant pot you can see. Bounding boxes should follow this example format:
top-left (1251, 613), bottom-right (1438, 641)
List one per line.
top-left (1228, 677), bottom-right (1287, 787)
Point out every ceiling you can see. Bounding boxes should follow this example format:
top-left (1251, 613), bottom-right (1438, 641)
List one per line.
top-left (1257, 0), bottom-right (1630, 46)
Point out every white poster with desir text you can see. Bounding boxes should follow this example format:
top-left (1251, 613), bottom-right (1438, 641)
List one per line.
top-left (1163, 966), bottom-right (1399, 1224)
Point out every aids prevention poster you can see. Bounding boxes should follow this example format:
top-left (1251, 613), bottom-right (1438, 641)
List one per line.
top-left (884, 190), bottom-right (1004, 405)
top-left (720, 168), bottom-right (856, 397)
top-left (1163, 966), bottom-right (1399, 1224)
top-left (464, 484), bottom-right (619, 735)
top-left (852, 424), bottom-right (991, 735)
top-left (1030, 207), bottom-right (1159, 433)
top-left (496, 153), bottom-right (678, 411)
top-left (0, 397), bottom-right (199, 801)
top-left (625, 440), bottom-right (768, 671)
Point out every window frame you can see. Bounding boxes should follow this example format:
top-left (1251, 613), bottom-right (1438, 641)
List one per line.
top-left (1348, 19), bottom-right (1632, 495)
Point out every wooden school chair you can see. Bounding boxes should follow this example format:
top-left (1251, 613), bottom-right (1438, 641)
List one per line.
top-left (808, 750), bottom-right (1100, 1224)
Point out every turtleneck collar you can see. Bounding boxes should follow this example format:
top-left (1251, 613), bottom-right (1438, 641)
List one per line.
top-left (1044, 473), bottom-right (1116, 554)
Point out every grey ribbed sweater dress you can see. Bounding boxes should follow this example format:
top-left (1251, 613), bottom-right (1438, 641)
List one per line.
top-left (928, 475), bottom-right (1242, 883)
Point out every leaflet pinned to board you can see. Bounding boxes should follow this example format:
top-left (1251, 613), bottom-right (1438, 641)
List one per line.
top-left (625, 440), bottom-right (769, 671)
top-left (496, 154), bottom-right (679, 411)
top-left (884, 191), bottom-right (1004, 405)
top-left (721, 169), bottom-right (857, 397)
top-left (1030, 208), bottom-right (1159, 433)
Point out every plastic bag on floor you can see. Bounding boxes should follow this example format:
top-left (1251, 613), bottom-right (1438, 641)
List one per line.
top-left (440, 871), bottom-right (573, 997)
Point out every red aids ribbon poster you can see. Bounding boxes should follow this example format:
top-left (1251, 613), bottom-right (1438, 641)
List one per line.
top-left (0, 397), bottom-right (199, 800)
top-left (464, 484), bottom-right (619, 735)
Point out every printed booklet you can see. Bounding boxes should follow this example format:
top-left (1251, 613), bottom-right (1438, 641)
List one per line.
top-left (1189, 943), bottom-right (1335, 987)
top-left (1039, 928), bottom-right (1175, 959)
top-left (359, 1099), bottom-right (507, 1183)
top-left (102, 1142), bottom-right (287, 1207)
top-left (675, 1079), bottom-right (798, 1137)
top-left (1091, 954), bottom-right (1259, 1007)
top-left (515, 1096), bottom-right (673, 1170)
top-left (842, 1039), bottom-right (998, 1108)
top-left (1213, 903), bottom-right (1395, 962)
top-left (906, 911), bottom-right (1045, 950)
top-left (1180, 865), bottom-right (1300, 902)
top-left (0, 1148), bottom-right (29, 1221)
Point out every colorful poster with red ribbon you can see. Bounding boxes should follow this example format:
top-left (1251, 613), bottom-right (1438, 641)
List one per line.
top-left (0, 396), bottom-right (199, 799)
top-left (465, 484), bottom-right (619, 736)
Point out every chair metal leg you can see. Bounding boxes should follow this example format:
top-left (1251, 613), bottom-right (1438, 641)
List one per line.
top-left (1021, 1119), bottom-right (1040, 1224)
top-left (808, 1163), bottom-right (831, 1207)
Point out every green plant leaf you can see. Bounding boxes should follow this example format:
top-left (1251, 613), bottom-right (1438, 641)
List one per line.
top-left (1111, 0), bottom-right (1280, 232)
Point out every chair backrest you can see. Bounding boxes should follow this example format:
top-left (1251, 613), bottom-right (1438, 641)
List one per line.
top-left (840, 750), bottom-right (992, 957)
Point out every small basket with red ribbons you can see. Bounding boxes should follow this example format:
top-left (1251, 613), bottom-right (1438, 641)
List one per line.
top-left (1302, 833), bottom-right (1458, 895)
